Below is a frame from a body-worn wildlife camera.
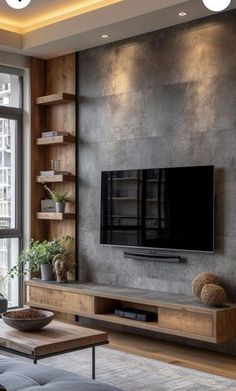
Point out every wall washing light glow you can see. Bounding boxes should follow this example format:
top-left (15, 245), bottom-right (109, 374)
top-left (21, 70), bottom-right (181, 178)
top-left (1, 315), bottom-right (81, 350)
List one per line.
top-left (5, 0), bottom-right (32, 9)
top-left (202, 0), bottom-right (231, 12)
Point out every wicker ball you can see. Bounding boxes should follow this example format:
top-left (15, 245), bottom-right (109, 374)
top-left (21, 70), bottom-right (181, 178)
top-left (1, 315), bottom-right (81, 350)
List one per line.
top-left (200, 284), bottom-right (226, 306)
top-left (192, 272), bottom-right (219, 297)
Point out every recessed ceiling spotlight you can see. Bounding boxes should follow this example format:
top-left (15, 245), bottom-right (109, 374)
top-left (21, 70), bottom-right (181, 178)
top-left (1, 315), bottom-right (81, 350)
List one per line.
top-left (101, 34), bottom-right (110, 39)
top-left (202, 0), bottom-right (231, 12)
top-left (5, 0), bottom-right (32, 9)
top-left (178, 11), bottom-right (187, 16)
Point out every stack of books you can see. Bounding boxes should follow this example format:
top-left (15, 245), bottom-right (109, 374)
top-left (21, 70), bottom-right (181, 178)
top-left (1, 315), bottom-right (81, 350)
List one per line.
top-left (41, 131), bottom-right (69, 138)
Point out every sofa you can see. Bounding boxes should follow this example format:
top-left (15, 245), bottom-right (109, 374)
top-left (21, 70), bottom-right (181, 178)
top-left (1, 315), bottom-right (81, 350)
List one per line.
top-left (0, 355), bottom-right (123, 391)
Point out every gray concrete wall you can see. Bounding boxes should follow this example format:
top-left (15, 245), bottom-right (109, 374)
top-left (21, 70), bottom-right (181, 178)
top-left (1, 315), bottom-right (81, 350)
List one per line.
top-left (77, 12), bottom-right (236, 302)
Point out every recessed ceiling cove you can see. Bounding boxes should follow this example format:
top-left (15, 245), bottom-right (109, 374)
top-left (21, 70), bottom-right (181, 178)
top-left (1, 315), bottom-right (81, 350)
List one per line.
top-left (0, 0), bottom-right (122, 33)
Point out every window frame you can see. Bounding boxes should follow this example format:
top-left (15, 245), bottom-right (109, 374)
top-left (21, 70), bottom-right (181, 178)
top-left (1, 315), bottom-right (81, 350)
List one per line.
top-left (0, 65), bottom-right (24, 307)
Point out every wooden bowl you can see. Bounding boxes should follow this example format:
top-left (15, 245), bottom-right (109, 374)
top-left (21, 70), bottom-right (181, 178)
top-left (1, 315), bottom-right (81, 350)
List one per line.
top-left (2, 309), bottom-right (54, 331)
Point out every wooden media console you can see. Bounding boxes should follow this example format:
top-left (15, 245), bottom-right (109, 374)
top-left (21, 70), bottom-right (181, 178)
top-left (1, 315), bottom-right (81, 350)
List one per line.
top-left (25, 280), bottom-right (236, 344)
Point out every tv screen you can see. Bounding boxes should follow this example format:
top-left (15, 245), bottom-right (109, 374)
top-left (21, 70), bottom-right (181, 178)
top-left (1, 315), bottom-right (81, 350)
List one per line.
top-left (100, 166), bottom-right (214, 252)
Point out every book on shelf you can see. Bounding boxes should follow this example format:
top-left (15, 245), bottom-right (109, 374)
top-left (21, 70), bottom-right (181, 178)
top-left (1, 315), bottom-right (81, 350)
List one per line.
top-left (41, 131), bottom-right (69, 138)
top-left (39, 170), bottom-right (68, 177)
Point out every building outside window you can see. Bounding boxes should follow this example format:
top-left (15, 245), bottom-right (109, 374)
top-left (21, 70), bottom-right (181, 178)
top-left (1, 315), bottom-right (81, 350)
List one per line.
top-left (0, 66), bottom-right (23, 308)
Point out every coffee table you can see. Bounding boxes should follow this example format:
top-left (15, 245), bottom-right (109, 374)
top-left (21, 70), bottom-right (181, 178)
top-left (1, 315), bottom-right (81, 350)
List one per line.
top-left (0, 320), bottom-right (108, 379)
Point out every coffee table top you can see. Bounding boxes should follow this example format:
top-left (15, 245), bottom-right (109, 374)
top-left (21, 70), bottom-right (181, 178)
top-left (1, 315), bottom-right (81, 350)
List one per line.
top-left (0, 320), bottom-right (108, 357)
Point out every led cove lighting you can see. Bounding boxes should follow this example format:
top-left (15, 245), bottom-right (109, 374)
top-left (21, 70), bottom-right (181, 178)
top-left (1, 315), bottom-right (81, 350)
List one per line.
top-left (202, 0), bottom-right (231, 12)
top-left (178, 11), bottom-right (187, 16)
top-left (5, 0), bottom-right (32, 9)
top-left (101, 34), bottom-right (110, 38)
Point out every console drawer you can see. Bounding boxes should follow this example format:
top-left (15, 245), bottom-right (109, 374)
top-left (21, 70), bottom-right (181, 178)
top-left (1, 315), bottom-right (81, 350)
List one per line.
top-left (158, 307), bottom-right (213, 337)
top-left (27, 286), bottom-right (94, 314)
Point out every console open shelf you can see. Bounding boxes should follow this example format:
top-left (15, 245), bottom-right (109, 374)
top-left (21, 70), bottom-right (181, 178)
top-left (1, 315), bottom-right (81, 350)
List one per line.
top-left (25, 281), bottom-right (236, 344)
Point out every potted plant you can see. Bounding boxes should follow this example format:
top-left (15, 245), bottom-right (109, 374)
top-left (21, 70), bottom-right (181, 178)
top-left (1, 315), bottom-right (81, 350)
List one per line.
top-left (19, 236), bottom-right (73, 281)
top-left (44, 185), bottom-right (71, 213)
top-left (0, 276), bottom-right (8, 313)
top-left (0, 265), bottom-right (25, 313)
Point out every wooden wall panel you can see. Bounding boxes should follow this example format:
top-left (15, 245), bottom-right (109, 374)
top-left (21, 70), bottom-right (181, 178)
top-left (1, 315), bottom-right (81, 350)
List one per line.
top-left (31, 58), bottom-right (48, 240)
top-left (31, 53), bottom-right (76, 250)
top-left (45, 54), bottom-right (76, 241)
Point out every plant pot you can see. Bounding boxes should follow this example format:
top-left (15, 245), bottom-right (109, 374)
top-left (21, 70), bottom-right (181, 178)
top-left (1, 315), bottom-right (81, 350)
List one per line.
top-left (55, 202), bottom-right (65, 213)
top-left (40, 264), bottom-right (54, 281)
top-left (0, 294), bottom-right (8, 314)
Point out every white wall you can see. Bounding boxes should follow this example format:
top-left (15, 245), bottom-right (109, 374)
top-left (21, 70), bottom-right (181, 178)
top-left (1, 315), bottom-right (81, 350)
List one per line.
top-left (0, 50), bottom-right (30, 69)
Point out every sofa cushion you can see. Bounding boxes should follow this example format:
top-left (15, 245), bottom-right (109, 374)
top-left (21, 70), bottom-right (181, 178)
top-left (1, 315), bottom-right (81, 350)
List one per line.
top-left (0, 355), bottom-right (122, 391)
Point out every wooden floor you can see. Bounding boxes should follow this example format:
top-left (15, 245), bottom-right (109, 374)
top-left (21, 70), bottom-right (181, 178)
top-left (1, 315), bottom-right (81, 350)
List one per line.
top-left (105, 331), bottom-right (236, 380)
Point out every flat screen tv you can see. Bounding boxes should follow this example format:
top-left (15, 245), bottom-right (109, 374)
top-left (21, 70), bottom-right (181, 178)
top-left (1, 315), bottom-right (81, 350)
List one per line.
top-left (100, 165), bottom-right (214, 252)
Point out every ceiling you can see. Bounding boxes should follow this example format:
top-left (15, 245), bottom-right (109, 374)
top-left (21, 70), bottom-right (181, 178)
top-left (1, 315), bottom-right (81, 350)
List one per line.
top-left (0, 0), bottom-right (235, 59)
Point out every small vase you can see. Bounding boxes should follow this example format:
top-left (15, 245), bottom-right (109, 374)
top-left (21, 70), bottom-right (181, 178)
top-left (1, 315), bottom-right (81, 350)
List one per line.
top-left (0, 294), bottom-right (7, 314)
top-left (56, 202), bottom-right (65, 213)
top-left (67, 267), bottom-right (75, 281)
top-left (41, 264), bottom-right (54, 281)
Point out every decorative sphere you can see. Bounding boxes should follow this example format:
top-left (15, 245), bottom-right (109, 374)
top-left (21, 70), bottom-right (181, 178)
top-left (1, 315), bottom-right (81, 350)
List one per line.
top-left (201, 284), bottom-right (226, 306)
top-left (192, 272), bottom-right (219, 297)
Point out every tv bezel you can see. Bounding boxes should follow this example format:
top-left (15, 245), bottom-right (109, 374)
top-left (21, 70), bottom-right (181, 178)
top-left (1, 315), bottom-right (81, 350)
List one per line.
top-left (100, 165), bottom-right (215, 254)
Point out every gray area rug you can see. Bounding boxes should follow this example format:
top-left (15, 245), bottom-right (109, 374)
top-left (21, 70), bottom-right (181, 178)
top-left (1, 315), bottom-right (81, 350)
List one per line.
top-left (3, 347), bottom-right (236, 390)
top-left (40, 347), bottom-right (236, 391)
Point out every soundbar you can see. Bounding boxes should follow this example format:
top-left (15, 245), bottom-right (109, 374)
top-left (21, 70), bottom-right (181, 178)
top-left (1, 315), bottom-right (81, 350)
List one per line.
top-left (124, 251), bottom-right (181, 263)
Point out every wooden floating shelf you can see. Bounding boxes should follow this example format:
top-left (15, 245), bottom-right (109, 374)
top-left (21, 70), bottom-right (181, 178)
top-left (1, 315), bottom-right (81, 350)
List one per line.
top-left (36, 135), bottom-right (75, 146)
top-left (36, 135), bottom-right (76, 146)
top-left (36, 212), bottom-right (75, 220)
top-left (36, 175), bottom-right (76, 183)
top-left (36, 93), bottom-right (76, 106)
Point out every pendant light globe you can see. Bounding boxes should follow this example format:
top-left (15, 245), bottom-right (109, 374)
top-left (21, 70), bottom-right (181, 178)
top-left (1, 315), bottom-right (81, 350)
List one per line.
top-left (202, 0), bottom-right (231, 12)
top-left (5, 0), bottom-right (32, 10)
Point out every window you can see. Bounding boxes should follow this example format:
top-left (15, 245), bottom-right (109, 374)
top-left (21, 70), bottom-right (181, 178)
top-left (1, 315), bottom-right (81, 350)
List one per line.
top-left (0, 73), bottom-right (21, 108)
top-left (0, 66), bottom-right (23, 308)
